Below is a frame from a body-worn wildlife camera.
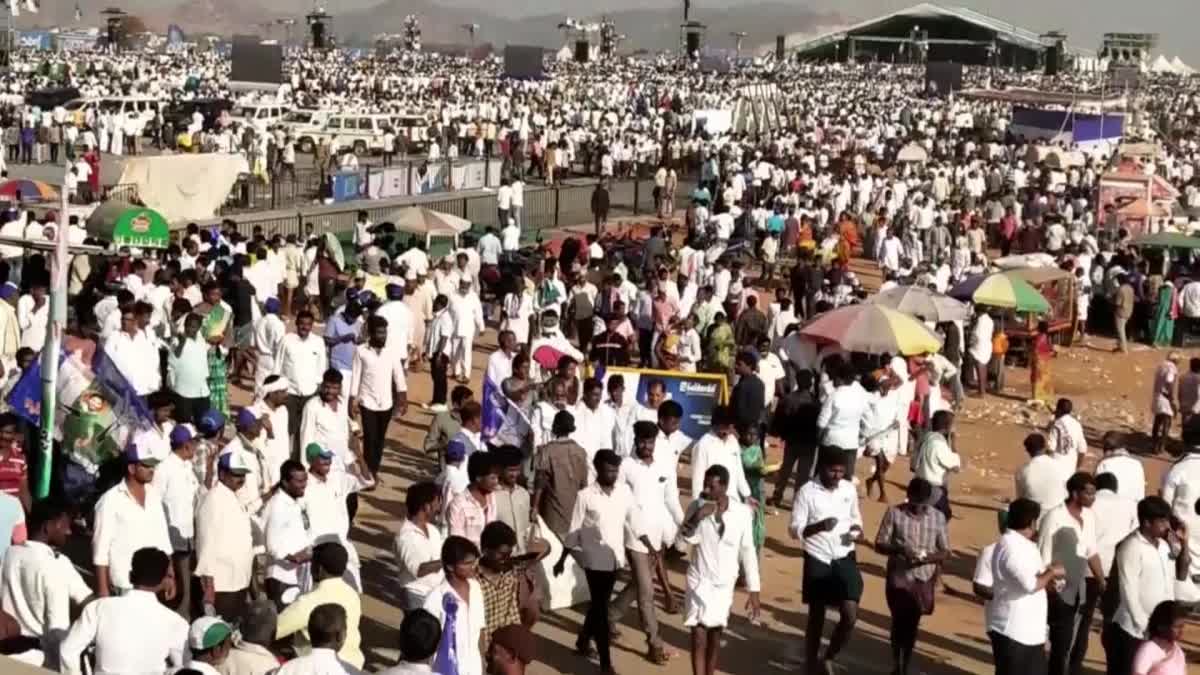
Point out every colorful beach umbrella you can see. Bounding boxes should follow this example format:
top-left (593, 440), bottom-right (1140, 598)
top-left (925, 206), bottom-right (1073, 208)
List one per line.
top-left (0, 178), bottom-right (58, 201)
top-left (800, 304), bottom-right (942, 356)
top-left (869, 285), bottom-right (971, 323)
top-left (949, 272), bottom-right (1050, 314)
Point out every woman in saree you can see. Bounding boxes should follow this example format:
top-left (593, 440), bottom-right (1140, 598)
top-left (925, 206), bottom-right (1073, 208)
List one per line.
top-left (196, 282), bottom-right (232, 417)
top-left (705, 312), bottom-right (735, 376)
top-left (1152, 280), bottom-right (1178, 347)
top-left (738, 425), bottom-right (766, 553)
top-left (1030, 320), bottom-right (1055, 403)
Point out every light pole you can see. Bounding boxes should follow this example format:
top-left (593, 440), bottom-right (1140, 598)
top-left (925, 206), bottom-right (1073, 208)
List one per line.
top-left (730, 31), bottom-right (746, 58)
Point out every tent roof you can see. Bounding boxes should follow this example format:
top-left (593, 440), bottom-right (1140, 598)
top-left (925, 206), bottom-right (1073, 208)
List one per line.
top-left (789, 3), bottom-right (1049, 55)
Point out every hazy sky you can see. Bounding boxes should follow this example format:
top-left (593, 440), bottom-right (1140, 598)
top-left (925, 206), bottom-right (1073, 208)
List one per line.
top-left (416, 0), bottom-right (1199, 63)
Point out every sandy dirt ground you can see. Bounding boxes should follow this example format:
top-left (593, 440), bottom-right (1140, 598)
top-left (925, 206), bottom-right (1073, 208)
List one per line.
top-left (223, 244), bottom-right (1200, 675)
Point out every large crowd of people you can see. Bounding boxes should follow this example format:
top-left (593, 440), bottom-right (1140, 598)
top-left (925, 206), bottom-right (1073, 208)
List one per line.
top-left (0, 37), bottom-right (1192, 675)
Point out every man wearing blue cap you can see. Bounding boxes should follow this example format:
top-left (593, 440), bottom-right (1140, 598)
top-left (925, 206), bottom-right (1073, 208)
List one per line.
top-left (375, 282), bottom-right (414, 367)
top-left (151, 425), bottom-right (200, 619)
top-left (219, 408), bottom-right (270, 513)
top-left (253, 297), bottom-right (287, 391)
top-left (92, 441), bottom-right (172, 598)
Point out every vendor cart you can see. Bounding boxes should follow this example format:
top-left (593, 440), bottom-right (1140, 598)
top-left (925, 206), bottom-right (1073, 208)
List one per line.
top-left (1003, 266), bottom-right (1077, 349)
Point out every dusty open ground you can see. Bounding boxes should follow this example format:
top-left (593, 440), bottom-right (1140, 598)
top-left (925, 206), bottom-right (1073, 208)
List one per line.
top-left (219, 247), bottom-right (1200, 675)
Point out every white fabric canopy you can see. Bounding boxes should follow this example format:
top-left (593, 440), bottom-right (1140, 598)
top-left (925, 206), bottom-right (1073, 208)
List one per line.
top-left (116, 153), bottom-right (247, 223)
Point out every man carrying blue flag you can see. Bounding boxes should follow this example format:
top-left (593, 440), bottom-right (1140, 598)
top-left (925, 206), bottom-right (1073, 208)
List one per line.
top-left (481, 331), bottom-right (518, 443)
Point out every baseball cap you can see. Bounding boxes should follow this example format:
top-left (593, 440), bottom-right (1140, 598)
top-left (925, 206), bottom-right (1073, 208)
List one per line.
top-left (189, 616), bottom-right (233, 651)
top-left (169, 425), bottom-right (194, 448)
top-left (386, 283), bottom-right (405, 300)
top-left (305, 442), bottom-right (334, 463)
top-left (264, 297), bottom-right (282, 314)
top-left (196, 409), bottom-right (225, 437)
top-left (235, 408), bottom-right (258, 432)
top-left (445, 439), bottom-right (467, 463)
top-left (124, 441), bottom-right (160, 467)
top-left (217, 451), bottom-right (251, 476)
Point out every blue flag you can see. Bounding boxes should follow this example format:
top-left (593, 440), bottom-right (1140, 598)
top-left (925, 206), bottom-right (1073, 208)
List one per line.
top-left (481, 372), bottom-right (504, 440)
top-left (5, 354), bottom-right (58, 426)
top-left (91, 348), bottom-right (154, 430)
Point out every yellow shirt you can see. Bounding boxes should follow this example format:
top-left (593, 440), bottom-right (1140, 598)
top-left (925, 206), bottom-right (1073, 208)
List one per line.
top-left (275, 577), bottom-right (364, 668)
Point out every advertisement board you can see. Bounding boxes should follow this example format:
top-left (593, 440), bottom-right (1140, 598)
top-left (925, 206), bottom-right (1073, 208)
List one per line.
top-left (601, 367), bottom-right (728, 441)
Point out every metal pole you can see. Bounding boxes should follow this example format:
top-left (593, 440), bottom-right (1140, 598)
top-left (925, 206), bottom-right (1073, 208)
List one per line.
top-left (37, 171), bottom-right (70, 499)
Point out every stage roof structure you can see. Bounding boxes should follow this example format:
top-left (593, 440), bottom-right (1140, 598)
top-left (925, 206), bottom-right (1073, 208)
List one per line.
top-left (788, 3), bottom-right (1054, 68)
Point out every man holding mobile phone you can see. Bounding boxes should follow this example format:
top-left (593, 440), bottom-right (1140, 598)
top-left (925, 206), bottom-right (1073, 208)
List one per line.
top-left (788, 449), bottom-right (864, 675)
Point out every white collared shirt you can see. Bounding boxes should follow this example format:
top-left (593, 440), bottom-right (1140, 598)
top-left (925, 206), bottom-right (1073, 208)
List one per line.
top-left (620, 456), bottom-right (684, 552)
top-left (58, 590), bottom-right (189, 675)
top-left (1161, 453), bottom-right (1200, 576)
top-left (1092, 489), bottom-right (1138, 577)
top-left (421, 580), bottom-right (485, 675)
top-left (350, 343), bottom-right (408, 412)
top-left (987, 531), bottom-right (1048, 646)
top-left (570, 402), bottom-right (617, 471)
top-left (300, 397), bottom-right (353, 466)
top-left (1047, 414), bottom-right (1087, 475)
top-left (680, 498), bottom-right (761, 592)
top-left (910, 431), bottom-right (961, 487)
top-left (150, 451), bottom-right (199, 552)
top-left (1095, 450), bottom-right (1146, 502)
top-left (690, 432), bottom-right (752, 502)
top-left (1015, 454), bottom-right (1069, 514)
top-left (274, 646), bottom-right (365, 675)
top-left (91, 481), bottom-right (172, 592)
top-left (375, 300), bottom-right (414, 358)
top-left (1114, 532), bottom-right (1176, 639)
top-left (817, 382), bottom-right (868, 450)
top-left (564, 482), bottom-right (644, 571)
top-left (102, 329), bottom-right (161, 396)
top-left (194, 481), bottom-right (254, 593)
top-left (251, 400), bottom-right (291, 490)
top-left (167, 336), bottom-right (210, 398)
top-left (0, 540), bottom-right (91, 661)
top-left (263, 490), bottom-right (310, 585)
top-left (1037, 504), bottom-right (1099, 605)
top-left (276, 332), bottom-right (328, 397)
top-left (789, 478), bottom-right (862, 563)
top-left (393, 518), bottom-right (446, 602)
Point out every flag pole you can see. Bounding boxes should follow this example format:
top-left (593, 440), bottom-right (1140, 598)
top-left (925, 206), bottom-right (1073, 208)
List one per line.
top-left (36, 170), bottom-right (69, 499)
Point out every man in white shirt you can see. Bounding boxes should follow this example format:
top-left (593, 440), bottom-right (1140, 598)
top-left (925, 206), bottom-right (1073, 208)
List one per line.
top-left (789, 450), bottom-right (864, 675)
top-left (1015, 432), bottom-right (1069, 513)
top-left (393, 482), bottom-right (445, 611)
top-left (194, 451), bottom-right (255, 624)
top-left (496, 179), bottom-right (513, 227)
top-left (151, 425), bottom-right (201, 620)
top-left (910, 410), bottom-right (962, 518)
top-left (275, 311), bottom-right (328, 453)
top-left (817, 361), bottom-right (869, 479)
top-left (690, 406), bottom-right (753, 503)
top-left (0, 499), bottom-right (92, 670)
top-left (426, 294), bottom-right (455, 409)
top-left (1160, 422), bottom-right (1200, 588)
top-left (1092, 472), bottom-right (1137, 584)
top-left (253, 297), bottom-right (287, 391)
top-left (92, 441), bottom-right (172, 597)
top-left (988, 498), bottom-right (1066, 675)
top-left (1037, 473), bottom-right (1107, 675)
top-left (59, 548), bottom-right (189, 675)
top-left (375, 284), bottom-right (415, 365)
top-left (611, 421), bottom-right (685, 653)
top-left (1106, 496), bottom-right (1191, 673)
top-left (274, 604), bottom-right (363, 675)
top-left (501, 219), bottom-right (521, 260)
top-left (678, 463), bottom-right (762, 675)
top-left (1094, 431), bottom-right (1145, 502)
top-left (263, 459), bottom-right (312, 608)
top-left (555, 450), bottom-right (647, 675)
top-left (1046, 398), bottom-right (1088, 476)
top-left (570, 379), bottom-right (617, 469)
top-left (968, 307), bottom-right (993, 397)
top-left (103, 306), bottom-right (160, 396)
top-left (450, 278), bottom-right (484, 383)
top-left (351, 316), bottom-right (409, 482)
top-left (16, 281), bottom-right (49, 352)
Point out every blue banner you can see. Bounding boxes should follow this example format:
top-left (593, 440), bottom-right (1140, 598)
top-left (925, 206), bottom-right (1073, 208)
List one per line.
top-left (600, 367), bottom-right (728, 441)
top-left (91, 348), bottom-right (154, 430)
top-left (5, 351), bottom-right (64, 426)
